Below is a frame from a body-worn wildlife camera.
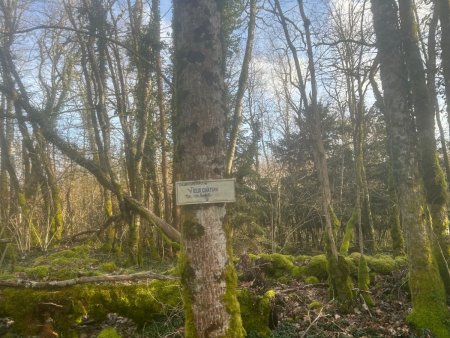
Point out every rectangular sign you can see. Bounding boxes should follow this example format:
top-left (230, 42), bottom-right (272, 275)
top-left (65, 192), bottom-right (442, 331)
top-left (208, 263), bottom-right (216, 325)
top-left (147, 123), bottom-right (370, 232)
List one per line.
top-left (175, 179), bottom-right (236, 205)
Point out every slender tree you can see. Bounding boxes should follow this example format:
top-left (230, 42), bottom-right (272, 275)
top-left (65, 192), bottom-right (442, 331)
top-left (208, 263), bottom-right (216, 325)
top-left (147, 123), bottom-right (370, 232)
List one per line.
top-left (226, 0), bottom-right (257, 176)
top-left (173, 0), bottom-right (245, 336)
top-left (273, 0), bottom-right (354, 311)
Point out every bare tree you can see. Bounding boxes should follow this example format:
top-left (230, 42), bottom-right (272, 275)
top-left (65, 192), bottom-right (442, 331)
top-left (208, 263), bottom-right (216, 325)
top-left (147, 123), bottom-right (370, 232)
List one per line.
top-left (272, 0), bottom-right (354, 311)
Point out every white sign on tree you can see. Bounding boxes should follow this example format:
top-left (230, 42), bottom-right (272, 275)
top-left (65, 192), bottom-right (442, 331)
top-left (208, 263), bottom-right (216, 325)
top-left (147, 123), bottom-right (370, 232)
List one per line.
top-left (175, 179), bottom-right (236, 205)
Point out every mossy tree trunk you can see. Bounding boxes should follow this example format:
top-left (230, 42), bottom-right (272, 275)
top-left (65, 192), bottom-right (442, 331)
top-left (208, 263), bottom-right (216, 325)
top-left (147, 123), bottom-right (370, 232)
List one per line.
top-left (371, 1), bottom-right (450, 336)
top-left (427, 2), bottom-right (450, 259)
top-left (399, 0), bottom-right (450, 260)
top-left (370, 61), bottom-right (405, 256)
top-left (34, 129), bottom-right (63, 242)
top-left (173, 0), bottom-right (245, 336)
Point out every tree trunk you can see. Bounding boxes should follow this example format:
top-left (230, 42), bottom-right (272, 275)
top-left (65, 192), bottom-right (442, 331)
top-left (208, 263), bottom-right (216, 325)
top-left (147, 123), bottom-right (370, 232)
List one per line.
top-left (370, 62), bottom-right (405, 256)
top-left (225, 0), bottom-right (257, 176)
top-left (426, 4), bottom-right (450, 260)
top-left (152, 0), bottom-right (172, 224)
top-left (0, 95), bottom-right (10, 228)
top-left (399, 0), bottom-right (449, 258)
top-left (371, 1), bottom-right (450, 336)
top-left (173, 0), bottom-right (244, 336)
top-left (435, 0), bottom-right (450, 143)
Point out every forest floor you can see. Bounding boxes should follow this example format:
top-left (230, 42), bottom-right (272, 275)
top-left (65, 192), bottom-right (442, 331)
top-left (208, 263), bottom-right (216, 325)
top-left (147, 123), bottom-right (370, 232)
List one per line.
top-left (73, 274), bottom-right (417, 338)
top-left (0, 244), bottom-right (431, 337)
top-left (258, 274), bottom-right (415, 337)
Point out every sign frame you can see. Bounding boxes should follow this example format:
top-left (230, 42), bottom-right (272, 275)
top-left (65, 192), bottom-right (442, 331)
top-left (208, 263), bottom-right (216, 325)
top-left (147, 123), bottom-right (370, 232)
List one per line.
top-left (175, 178), bottom-right (236, 205)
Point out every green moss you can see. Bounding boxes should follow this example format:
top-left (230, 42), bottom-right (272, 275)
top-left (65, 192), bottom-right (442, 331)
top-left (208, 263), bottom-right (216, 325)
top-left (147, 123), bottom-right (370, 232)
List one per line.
top-left (97, 327), bottom-right (121, 338)
top-left (304, 276), bottom-right (319, 284)
top-left (330, 207), bottom-right (341, 235)
top-left (389, 202), bottom-right (405, 257)
top-left (407, 269), bottom-right (450, 338)
top-left (0, 280), bottom-right (182, 335)
top-left (249, 253), bottom-right (296, 279)
top-left (301, 255), bottom-right (328, 281)
top-left (340, 209), bottom-right (356, 256)
top-left (327, 254), bottom-right (354, 313)
top-left (99, 262), bottom-right (117, 273)
top-left (30, 246), bottom-right (97, 280)
top-left (247, 253), bottom-right (345, 282)
top-left (349, 253), bottom-right (407, 274)
top-left (358, 255), bottom-right (374, 306)
top-left (423, 154), bottom-right (448, 206)
top-left (178, 252), bottom-right (197, 338)
top-left (308, 300), bottom-right (322, 310)
top-left (24, 265), bottom-right (49, 279)
top-left (224, 219), bottom-right (246, 338)
top-left (238, 289), bottom-right (274, 337)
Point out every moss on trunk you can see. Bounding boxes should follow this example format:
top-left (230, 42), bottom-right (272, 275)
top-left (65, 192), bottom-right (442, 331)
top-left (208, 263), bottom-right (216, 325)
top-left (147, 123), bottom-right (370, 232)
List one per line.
top-left (358, 255), bottom-right (374, 306)
top-left (340, 209), bottom-right (357, 256)
top-left (327, 254), bottom-right (354, 313)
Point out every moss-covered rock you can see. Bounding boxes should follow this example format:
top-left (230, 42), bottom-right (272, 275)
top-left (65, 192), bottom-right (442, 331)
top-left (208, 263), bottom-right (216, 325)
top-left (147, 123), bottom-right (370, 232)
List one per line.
top-left (301, 254), bottom-right (328, 281)
top-left (349, 253), bottom-right (407, 274)
top-left (238, 289), bottom-right (275, 338)
top-left (249, 253), bottom-right (296, 279)
top-left (97, 327), bottom-right (121, 338)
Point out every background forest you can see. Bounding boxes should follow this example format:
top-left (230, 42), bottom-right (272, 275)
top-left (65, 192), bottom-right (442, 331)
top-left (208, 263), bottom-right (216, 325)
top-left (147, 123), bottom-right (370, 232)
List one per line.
top-left (0, 0), bottom-right (449, 337)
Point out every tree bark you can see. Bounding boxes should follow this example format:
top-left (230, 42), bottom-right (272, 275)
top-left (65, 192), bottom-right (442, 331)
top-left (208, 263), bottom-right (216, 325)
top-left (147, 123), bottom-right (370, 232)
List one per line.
top-left (369, 61), bottom-right (405, 256)
top-left (371, 1), bottom-right (450, 336)
top-left (173, 0), bottom-right (244, 336)
top-left (399, 0), bottom-right (450, 259)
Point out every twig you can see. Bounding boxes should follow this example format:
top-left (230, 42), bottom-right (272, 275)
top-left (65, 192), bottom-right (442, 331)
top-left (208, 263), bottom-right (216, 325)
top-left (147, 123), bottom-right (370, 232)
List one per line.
top-left (0, 271), bottom-right (178, 289)
top-left (301, 306), bottom-right (325, 338)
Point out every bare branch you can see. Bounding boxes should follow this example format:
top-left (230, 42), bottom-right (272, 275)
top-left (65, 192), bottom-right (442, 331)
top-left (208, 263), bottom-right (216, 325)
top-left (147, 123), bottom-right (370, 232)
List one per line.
top-left (0, 271), bottom-right (178, 289)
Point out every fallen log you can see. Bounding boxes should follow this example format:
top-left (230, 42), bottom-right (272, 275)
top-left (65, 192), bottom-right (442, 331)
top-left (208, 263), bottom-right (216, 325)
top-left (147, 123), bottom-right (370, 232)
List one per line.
top-left (0, 271), bottom-right (178, 289)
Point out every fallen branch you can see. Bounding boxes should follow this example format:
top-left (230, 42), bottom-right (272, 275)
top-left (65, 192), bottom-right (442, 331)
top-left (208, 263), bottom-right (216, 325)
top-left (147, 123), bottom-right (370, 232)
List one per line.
top-left (301, 305), bottom-right (326, 338)
top-left (0, 271), bottom-right (178, 289)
